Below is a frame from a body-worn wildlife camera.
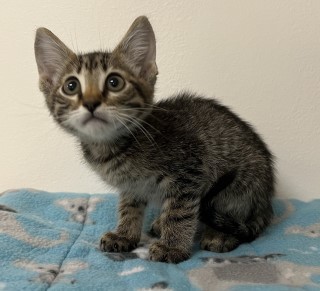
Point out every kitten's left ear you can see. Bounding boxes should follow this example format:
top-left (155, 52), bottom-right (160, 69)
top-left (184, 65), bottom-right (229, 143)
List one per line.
top-left (114, 16), bottom-right (157, 84)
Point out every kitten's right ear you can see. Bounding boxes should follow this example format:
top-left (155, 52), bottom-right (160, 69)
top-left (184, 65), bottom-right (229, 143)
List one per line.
top-left (34, 28), bottom-right (76, 88)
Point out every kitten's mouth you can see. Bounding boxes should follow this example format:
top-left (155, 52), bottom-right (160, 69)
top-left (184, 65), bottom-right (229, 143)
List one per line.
top-left (82, 115), bottom-right (108, 126)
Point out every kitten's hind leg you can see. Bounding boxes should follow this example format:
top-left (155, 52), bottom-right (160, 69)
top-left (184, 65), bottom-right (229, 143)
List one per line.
top-left (200, 226), bottom-right (240, 253)
top-left (199, 168), bottom-right (274, 253)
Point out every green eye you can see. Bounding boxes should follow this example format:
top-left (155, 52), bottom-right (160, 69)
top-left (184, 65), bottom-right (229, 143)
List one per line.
top-left (106, 74), bottom-right (125, 92)
top-left (63, 77), bottom-right (81, 95)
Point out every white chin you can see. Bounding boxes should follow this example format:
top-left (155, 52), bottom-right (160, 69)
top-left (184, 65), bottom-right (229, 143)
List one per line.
top-left (75, 119), bottom-right (117, 142)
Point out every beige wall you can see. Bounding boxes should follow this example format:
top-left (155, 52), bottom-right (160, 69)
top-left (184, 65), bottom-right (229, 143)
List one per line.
top-left (0, 1), bottom-right (319, 200)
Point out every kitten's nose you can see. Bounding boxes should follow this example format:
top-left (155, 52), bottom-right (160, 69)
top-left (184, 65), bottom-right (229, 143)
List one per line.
top-left (83, 101), bottom-right (101, 114)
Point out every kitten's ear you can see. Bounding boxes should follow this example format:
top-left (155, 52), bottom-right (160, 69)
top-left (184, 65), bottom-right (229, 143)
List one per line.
top-left (114, 16), bottom-right (157, 83)
top-left (34, 28), bottom-right (76, 87)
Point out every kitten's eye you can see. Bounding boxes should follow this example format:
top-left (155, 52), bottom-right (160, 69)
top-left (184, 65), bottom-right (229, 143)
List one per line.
top-left (106, 74), bottom-right (125, 92)
top-left (62, 77), bottom-right (81, 95)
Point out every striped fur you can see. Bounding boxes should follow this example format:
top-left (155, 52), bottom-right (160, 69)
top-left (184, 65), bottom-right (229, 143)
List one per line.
top-left (35, 16), bottom-right (274, 263)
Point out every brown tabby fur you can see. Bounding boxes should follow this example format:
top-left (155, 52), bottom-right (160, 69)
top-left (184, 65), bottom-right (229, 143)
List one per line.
top-left (34, 16), bottom-right (274, 263)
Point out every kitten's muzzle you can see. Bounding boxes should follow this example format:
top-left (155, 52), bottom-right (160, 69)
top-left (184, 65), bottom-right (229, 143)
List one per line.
top-left (81, 105), bottom-right (109, 126)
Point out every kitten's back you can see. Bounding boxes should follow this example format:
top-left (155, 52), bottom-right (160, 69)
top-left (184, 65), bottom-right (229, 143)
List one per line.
top-left (152, 93), bottom-right (273, 166)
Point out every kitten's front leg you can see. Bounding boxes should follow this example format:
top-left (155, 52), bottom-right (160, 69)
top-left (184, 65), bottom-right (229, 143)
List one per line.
top-left (149, 195), bottom-right (199, 263)
top-left (100, 193), bottom-right (146, 252)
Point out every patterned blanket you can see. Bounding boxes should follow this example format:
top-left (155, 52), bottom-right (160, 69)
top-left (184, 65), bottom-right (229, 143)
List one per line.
top-left (0, 189), bottom-right (320, 290)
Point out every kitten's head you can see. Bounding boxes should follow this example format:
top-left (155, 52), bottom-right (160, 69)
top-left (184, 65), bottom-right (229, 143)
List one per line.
top-left (34, 16), bottom-right (157, 142)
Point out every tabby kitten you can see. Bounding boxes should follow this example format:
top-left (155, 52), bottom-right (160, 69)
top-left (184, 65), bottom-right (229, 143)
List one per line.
top-left (34, 16), bottom-right (274, 263)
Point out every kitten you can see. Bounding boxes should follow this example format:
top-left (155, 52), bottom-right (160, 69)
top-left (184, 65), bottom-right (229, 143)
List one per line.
top-left (34, 16), bottom-right (274, 263)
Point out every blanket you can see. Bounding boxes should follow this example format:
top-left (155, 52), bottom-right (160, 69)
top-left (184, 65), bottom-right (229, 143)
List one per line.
top-left (0, 189), bottom-right (320, 291)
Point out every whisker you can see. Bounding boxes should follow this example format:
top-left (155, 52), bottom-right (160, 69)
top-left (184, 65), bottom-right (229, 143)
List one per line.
top-left (113, 114), bottom-right (142, 146)
top-left (111, 112), bottom-right (117, 131)
top-left (69, 30), bottom-right (76, 53)
top-left (11, 98), bottom-right (45, 111)
top-left (116, 108), bottom-right (165, 124)
top-left (98, 28), bottom-right (103, 52)
top-left (16, 112), bottom-right (49, 119)
top-left (26, 123), bottom-right (59, 139)
top-left (117, 107), bottom-right (166, 112)
top-left (73, 26), bottom-right (80, 54)
top-left (117, 112), bottom-right (162, 136)
top-left (144, 103), bottom-right (172, 112)
top-left (116, 113), bottom-right (157, 147)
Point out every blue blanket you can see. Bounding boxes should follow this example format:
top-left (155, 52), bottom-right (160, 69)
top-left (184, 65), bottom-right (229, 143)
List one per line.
top-left (1, 189), bottom-right (320, 290)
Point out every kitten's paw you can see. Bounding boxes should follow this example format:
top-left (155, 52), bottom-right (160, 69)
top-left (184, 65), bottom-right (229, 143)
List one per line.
top-left (200, 230), bottom-right (240, 253)
top-left (100, 232), bottom-right (138, 252)
top-left (149, 241), bottom-right (190, 263)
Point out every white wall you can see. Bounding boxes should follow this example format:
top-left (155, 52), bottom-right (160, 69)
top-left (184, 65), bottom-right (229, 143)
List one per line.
top-left (0, 0), bottom-right (319, 200)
